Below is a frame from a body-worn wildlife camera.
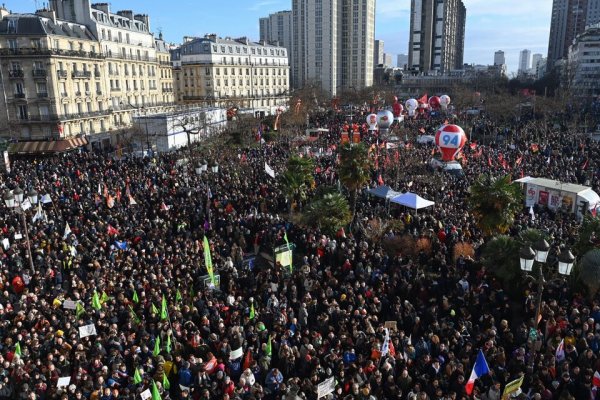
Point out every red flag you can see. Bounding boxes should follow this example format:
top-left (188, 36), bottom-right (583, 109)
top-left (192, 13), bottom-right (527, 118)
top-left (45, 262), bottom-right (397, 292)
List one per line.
top-left (378, 174), bottom-right (384, 186)
top-left (116, 190), bottom-right (121, 203)
top-left (582, 159), bottom-right (589, 170)
top-left (592, 207), bottom-right (597, 218)
top-left (515, 155), bottom-right (523, 166)
top-left (243, 349), bottom-right (253, 370)
top-left (160, 202), bottom-right (170, 211)
top-left (501, 160), bottom-right (509, 170)
top-left (469, 143), bottom-right (477, 150)
top-left (417, 93), bottom-right (428, 104)
top-left (107, 224), bottom-right (119, 236)
top-left (103, 184), bottom-right (108, 198)
top-left (520, 170), bottom-right (525, 179)
top-left (389, 340), bottom-right (396, 357)
top-left (498, 153), bottom-right (504, 163)
top-left (488, 157), bottom-right (492, 167)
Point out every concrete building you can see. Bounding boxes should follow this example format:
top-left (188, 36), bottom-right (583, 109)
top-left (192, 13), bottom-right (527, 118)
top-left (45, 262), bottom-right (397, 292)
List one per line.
top-left (133, 106), bottom-right (227, 153)
top-left (171, 35), bottom-right (290, 116)
top-left (518, 49), bottom-right (531, 75)
top-left (259, 10), bottom-right (293, 84)
top-left (397, 53), bottom-right (409, 69)
top-left (0, 2), bottom-right (175, 153)
top-left (408, 0), bottom-right (466, 74)
top-left (383, 53), bottom-right (394, 67)
top-left (374, 40), bottom-right (384, 66)
top-left (292, 0), bottom-right (375, 95)
top-left (567, 23), bottom-right (600, 98)
top-left (531, 53), bottom-right (543, 72)
top-left (494, 50), bottom-right (505, 66)
top-left (547, 0), bottom-right (600, 71)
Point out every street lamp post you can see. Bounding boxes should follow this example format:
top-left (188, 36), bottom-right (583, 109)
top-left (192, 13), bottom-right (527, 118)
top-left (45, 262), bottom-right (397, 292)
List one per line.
top-left (519, 239), bottom-right (575, 370)
top-left (3, 187), bottom-right (38, 274)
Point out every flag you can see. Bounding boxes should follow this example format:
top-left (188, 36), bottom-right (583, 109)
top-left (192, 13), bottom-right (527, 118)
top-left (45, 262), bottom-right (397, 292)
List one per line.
top-left (75, 302), bottom-right (85, 319)
top-left (14, 342), bottom-right (21, 357)
top-left (265, 163), bottom-right (276, 178)
top-left (176, 289), bottom-right (182, 303)
top-left (40, 194), bottom-right (52, 204)
top-left (133, 368), bottom-right (142, 385)
top-left (243, 349), bottom-right (253, 370)
top-left (465, 349), bottom-right (490, 395)
top-left (593, 371), bottom-right (600, 387)
top-left (63, 223), bottom-right (72, 240)
top-left (151, 380), bottom-right (161, 400)
top-left (91, 291), bottom-right (102, 310)
top-left (103, 184), bottom-right (108, 198)
top-left (250, 302), bottom-right (255, 320)
top-left (132, 290), bottom-right (139, 303)
top-left (162, 373), bottom-right (170, 390)
top-left (129, 305), bottom-right (141, 324)
top-left (98, 183), bottom-right (102, 195)
top-left (381, 328), bottom-right (390, 357)
top-left (203, 236), bottom-right (216, 285)
top-left (160, 202), bottom-right (170, 211)
top-left (153, 336), bottom-right (161, 356)
top-left (388, 338), bottom-right (396, 357)
top-left (165, 334), bottom-right (172, 354)
top-left (20, 198), bottom-right (31, 211)
top-left (469, 142), bottom-right (477, 150)
top-left (160, 295), bottom-right (168, 320)
top-left (266, 335), bottom-right (272, 357)
top-left (115, 240), bottom-right (127, 250)
top-left (556, 339), bottom-right (565, 363)
top-left (107, 225), bottom-right (119, 236)
top-left (417, 93), bottom-right (428, 104)
top-left (256, 124), bottom-right (263, 142)
top-left (487, 157), bottom-right (492, 167)
top-left (107, 195), bottom-right (115, 208)
top-left (151, 303), bottom-right (159, 315)
top-left (582, 158), bottom-right (589, 170)
top-left (547, 156), bottom-right (551, 164)
top-left (377, 174), bottom-right (384, 186)
top-left (284, 231), bottom-right (292, 272)
top-left (515, 155), bottom-right (523, 166)
top-left (529, 206), bottom-right (535, 221)
top-left (100, 291), bottom-right (110, 304)
top-left (501, 376), bottom-right (524, 399)
top-left (32, 202), bottom-right (44, 223)
top-left (128, 195), bottom-right (137, 205)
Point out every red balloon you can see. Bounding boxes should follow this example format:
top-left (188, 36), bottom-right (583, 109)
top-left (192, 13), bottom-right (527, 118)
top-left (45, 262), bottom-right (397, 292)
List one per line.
top-left (428, 96), bottom-right (441, 110)
top-left (434, 124), bottom-right (467, 162)
top-left (392, 102), bottom-right (403, 117)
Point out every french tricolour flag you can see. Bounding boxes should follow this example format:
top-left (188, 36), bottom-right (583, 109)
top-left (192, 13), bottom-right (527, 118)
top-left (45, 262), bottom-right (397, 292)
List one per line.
top-left (465, 349), bottom-right (490, 395)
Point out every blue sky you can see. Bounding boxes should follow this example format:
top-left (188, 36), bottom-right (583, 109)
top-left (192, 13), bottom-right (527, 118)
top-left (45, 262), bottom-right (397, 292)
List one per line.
top-left (8, 0), bottom-right (552, 74)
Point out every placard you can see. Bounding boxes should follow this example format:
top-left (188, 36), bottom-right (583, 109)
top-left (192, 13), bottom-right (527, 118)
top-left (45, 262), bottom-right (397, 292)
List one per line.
top-left (78, 323), bottom-right (97, 338)
top-left (2, 238), bottom-right (9, 250)
top-left (230, 347), bottom-right (243, 360)
top-left (57, 377), bottom-right (71, 388)
top-left (140, 389), bottom-right (151, 400)
top-left (384, 321), bottom-right (397, 330)
top-left (14, 233), bottom-right (22, 240)
top-left (63, 300), bottom-right (77, 310)
top-left (538, 191), bottom-right (548, 206)
top-left (317, 377), bottom-right (335, 399)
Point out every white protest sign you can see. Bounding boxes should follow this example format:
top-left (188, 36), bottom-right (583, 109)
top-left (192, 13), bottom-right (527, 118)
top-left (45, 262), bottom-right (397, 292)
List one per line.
top-left (63, 300), bottom-right (77, 310)
top-left (317, 377), bottom-right (335, 399)
top-left (57, 377), bottom-right (71, 388)
top-left (230, 347), bottom-right (243, 360)
top-left (78, 323), bottom-right (97, 338)
top-left (2, 238), bottom-right (9, 250)
top-left (14, 233), bottom-right (22, 240)
top-left (140, 389), bottom-right (151, 400)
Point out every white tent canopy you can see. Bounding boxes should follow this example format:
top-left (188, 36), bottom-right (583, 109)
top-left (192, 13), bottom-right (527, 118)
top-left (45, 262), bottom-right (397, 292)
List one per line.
top-left (390, 192), bottom-right (435, 210)
top-left (366, 185), bottom-right (402, 200)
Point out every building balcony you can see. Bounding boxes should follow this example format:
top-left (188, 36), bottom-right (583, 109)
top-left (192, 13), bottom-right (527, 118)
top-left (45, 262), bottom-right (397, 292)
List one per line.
top-left (72, 71), bottom-right (92, 79)
top-left (111, 87), bottom-right (122, 92)
top-left (57, 70), bottom-right (68, 78)
top-left (8, 69), bottom-right (24, 78)
top-left (62, 110), bottom-right (110, 120)
top-left (32, 69), bottom-right (47, 78)
top-left (14, 92), bottom-right (26, 99)
top-left (37, 92), bottom-right (49, 98)
top-left (0, 48), bottom-right (105, 59)
top-left (19, 114), bottom-right (59, 123)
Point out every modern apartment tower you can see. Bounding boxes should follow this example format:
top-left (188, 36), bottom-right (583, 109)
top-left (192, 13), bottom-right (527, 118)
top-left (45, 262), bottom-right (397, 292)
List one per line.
top-left (547, 0), bottom-right (600, 70)
top-left (494, 50), bottom-right (505, 66)
top-left (259, 11), bottom-right (293, 86)
top-left (408, 0), bottom-right (466, 74)
top-left (518, 49), bottom-right (531, 74)
top-left (292, 0), bottom-right (375, 95)
top-left (374, 39), bottom-right (384, 66)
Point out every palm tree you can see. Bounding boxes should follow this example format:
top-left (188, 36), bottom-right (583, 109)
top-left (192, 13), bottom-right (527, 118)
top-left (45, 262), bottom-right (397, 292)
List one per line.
top-left (338, 142), bottom-right (371, 219)
top-left (468, 174), bottom-right (523, 236)
top-left (279, 155), bottom-right (315, 212)
top-left (303, 192), bottom-right (352, 235)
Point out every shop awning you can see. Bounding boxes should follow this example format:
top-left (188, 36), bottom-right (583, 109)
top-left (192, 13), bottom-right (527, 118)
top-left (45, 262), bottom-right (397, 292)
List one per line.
top-left (7, 137), bottom-right (88, 155)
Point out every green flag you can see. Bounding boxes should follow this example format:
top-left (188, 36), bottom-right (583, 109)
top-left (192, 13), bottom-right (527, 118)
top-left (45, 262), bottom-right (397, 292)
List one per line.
top-left (91, 291), bottom-right (102, 310)
top-left (189, 285), bottom-right (195, 299)
top-left (133, 368), bottom-right (142, 385)
top-left (132, 290), bottom-right (139, 303)
top-left (266, 335), bottom-right (272, 357)
top-left (151, 303), bottom-right (159, 315)
top-left (176, 289), bottom-right (182, 303)
top-left (165, 334), bottom-right (172, 354)
top-left (284, 231), bottom-right (292, 272)
top-left (14, 342), bottom-right (21, 357)
top-left (203, 236), bottom-right (215, 285)
top-left (75, 302), bottom-right (85, 319)
top-left (151, 380), bottom-right (161, 400)
top-left (153, 337), bottom-right (161, 357)
top-left (128, 305), bottom-right (141, 324)
top-left (249, 302), bottom-right (255, 320)
top-left (100, 291), bottom-right (110, 304)
top-left (162, 372), bottom-right (170, 390)
top-left (160, 295), bottom-right (168, 320)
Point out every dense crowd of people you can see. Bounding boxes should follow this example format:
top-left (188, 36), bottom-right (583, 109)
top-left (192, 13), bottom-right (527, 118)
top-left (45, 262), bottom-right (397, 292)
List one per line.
top-left (0, 108), bottom-right (600, 400)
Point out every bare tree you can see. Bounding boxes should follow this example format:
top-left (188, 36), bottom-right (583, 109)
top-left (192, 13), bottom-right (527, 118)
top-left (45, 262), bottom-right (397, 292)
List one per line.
top-left (171, 110), bottom-right (207, 161)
